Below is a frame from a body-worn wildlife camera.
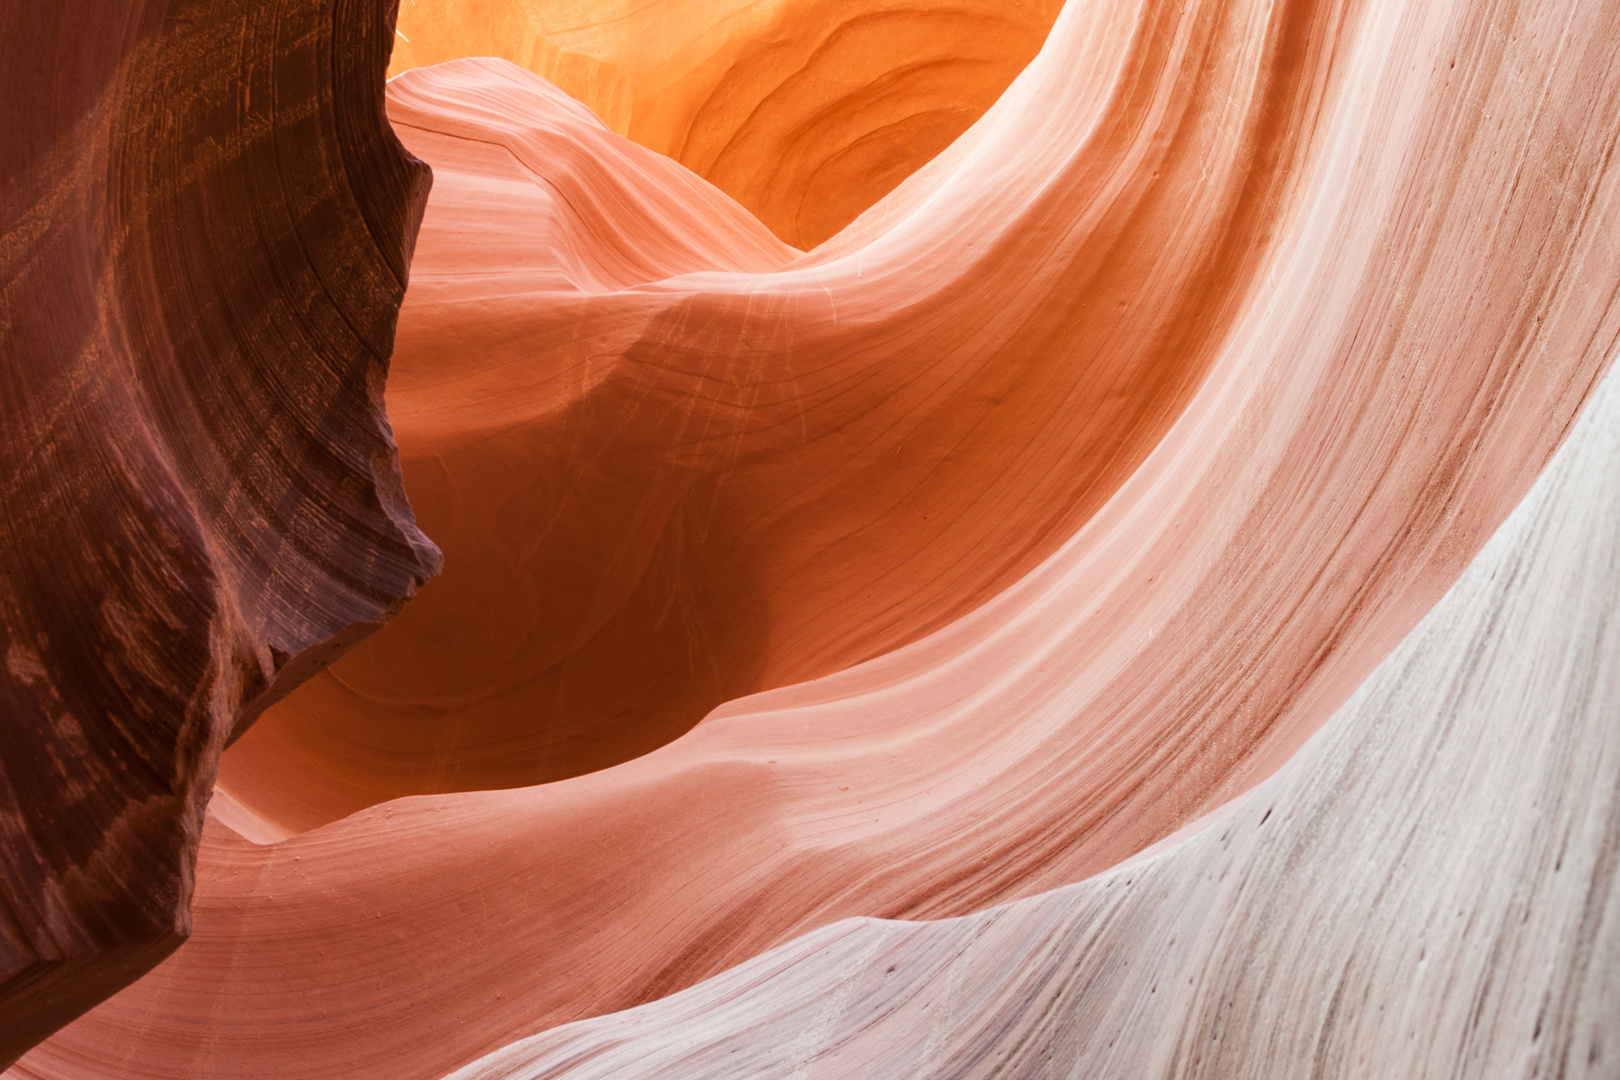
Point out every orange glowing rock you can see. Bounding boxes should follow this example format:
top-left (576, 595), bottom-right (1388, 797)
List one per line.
top-left (388, 0), bottom-right (1066, 246)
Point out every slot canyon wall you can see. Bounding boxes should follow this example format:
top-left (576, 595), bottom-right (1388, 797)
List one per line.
top-left (2, 0), bottom-right (1618, 1077)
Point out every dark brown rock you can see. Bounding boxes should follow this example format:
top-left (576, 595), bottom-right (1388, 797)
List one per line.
top-left (0, 0), bottom-right (437, 1064)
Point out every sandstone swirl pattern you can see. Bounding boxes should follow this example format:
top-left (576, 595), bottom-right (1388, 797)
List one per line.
top-left (5, 0), bottom-right (1620, 1076)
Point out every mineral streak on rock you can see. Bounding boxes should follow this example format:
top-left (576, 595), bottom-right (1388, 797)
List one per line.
top-left (11, 0), bottom-right (1618, 1074)
top-left (387, 0), bottom-right (1068, 247)
top-left (0, 0), bottom-right (437, 1065)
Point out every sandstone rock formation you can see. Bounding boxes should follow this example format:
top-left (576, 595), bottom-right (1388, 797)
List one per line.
top-left (5, 0), bottom-right (1619, 1075)
top-left (0, 0), bottom-right (436, 1066)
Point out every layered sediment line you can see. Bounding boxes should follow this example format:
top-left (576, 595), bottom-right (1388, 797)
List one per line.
top-left (12, 0), bottom-right (1618, 1075)
top-left (0, 0), bottom-right (436, 1064)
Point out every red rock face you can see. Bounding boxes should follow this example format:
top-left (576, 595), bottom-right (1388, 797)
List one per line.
top-left (5, 0), bottom-right (1620, 1076)
top-left (0, 0), bottom-right (436, 1066)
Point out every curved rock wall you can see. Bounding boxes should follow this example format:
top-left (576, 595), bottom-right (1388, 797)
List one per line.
top-left (0, 0), bottom-right (435, 1065)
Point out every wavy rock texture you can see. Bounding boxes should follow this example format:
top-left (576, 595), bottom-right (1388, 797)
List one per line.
top-left (438, 313), bottom-right (1620, 1080)
top-left (387, 0), bottom-right (1066, 246)
top-left (0, 0), bottom-right (435, 1065)
top-left (11, 0), bottom-right (1619, 1074)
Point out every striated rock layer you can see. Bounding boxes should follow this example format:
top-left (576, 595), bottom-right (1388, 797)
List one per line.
top-left (0, 0), bottom-right (436, 1065)
top-left (14, 0), bottom-right (1620, 1074)
top-left (440, 313), bottom-right (1620, 1080)
top-left (388, 0), bottom-right (1068, 246)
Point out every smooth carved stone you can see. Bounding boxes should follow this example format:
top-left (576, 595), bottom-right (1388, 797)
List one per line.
top-left (0, 0), bottom-right (436, 1065)
top-left (16, 0), bottom-right (1619, 1074)
top-left (437, 331), bottom-right (1620, 1080)
top-left (387, 0), bottom-right (1067, 247)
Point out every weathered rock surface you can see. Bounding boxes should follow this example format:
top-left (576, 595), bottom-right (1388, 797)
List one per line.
top-left (0, 0), bottom-right (436, 1065)
top-left (10, 0), bottom-right (1618, 1074)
